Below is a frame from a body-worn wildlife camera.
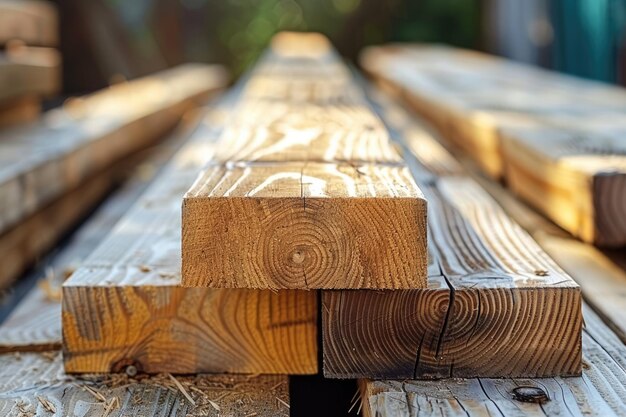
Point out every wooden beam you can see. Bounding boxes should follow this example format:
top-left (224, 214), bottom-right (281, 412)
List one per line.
top-left (361, 44), bottom-right (626, 247)
top-left (62, 99), bottom-right (318, 375)
top-left (0, 352), bottom-right (290, 416)
top-left (321, 88), bottom-right (582, 379)
top-left (0, 0), bottom-right (58, 46)
top-left (358, 305), bottom-right (626, 417)
top-left (0, 46), bottom-right (60, 103)
top-left (0, 63), bottom-right (227, 237)
top-left (0, 95), bottom-right (40, 128)
top-left (182, 32), bottom-right (428, 290)
top-left (501, 126), bottom-right (626, 246)
top-left (0, 112), bottom-right (189, 351)
top-left (465, 149), bottom-right (626, 344)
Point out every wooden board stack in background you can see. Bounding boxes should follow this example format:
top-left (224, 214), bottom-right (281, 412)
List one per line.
top-left (321, 87), bottom-right (582, 379)
top-left (0, 64), bottom-right (227, 289)
top-left (0, 0), bottom-right (60, 126)
top-left (361, 44), bottom-right (626, 247)
top-left (182, 32), bottom-right (428, 290)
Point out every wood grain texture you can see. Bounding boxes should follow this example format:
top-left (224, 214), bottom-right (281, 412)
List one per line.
top-left (501, 126), bottom-right (626, 247)
top-left (359, 306), bottom-right (626, 417)
top-left (321, 90), bottom-right (582, 379)
top-left (0, 160), bottom-right (115, 289)
top-left (182, 33), bottom-right (427, 290)
top-left (0, 113), bottom-right (191, 350)
top-left (0, 63), bottom-right (227, 236)
top-left (0, 46), bottom-right (60, 103)
top-left (0, 0), bottom-right (58, 46)
top-left (183, 162), bottom-right (426, 289)
top-left (469, 161), bottom-right (626, 344)
top-left (0, 352), bottom-right (290, 417)
top-left (63, 103), bottom-right (318, 374)
top-left (361, 44), bottom-right (626, 247)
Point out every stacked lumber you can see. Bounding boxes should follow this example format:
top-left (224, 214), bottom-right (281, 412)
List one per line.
top-left (182, 32), bottom-right (428, 290)
top-left (0, 64), bottom-right (227, 288)
top-left (321, 87), bottom-right (582, 379)
top-left (361, 45), bottom-right (626, 247)
top-left (62, 90), bottom-right (318, 375)
top-left (0, 120), bottom-right (291, 416)
top-left (0, 0), bottom-right (60, 126)
top-left (0, 0), bottom-right (58, 46)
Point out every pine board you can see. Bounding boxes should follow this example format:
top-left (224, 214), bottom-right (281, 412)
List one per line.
top-left (0, 112), bottom-right (191, 351)
top-left (0, 0), bottom-right (58, 46)
top-left (62, 100), bottom-right (318, 375)
top-left (0, 47), bottom-right (60, 103)
top-left (321, 88), bottom-right (582, 379)
top-left (182, 32), bottom-right (427, 290)
top-left (0, 95), bottom-right (40, 128)
top-left (0, 63), bottom-right (227, 236)
top-left (361, 44), bottom-right (626, 247)
top-left (359, 305), bottom-right (626, 417)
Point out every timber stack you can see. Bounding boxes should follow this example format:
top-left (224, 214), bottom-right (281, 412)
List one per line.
top-left (61, 32), bottom-right (582, 384)
top-left (0, 0), bottom-right (60, 127)
top-left (2, 30), bottom-right (612, 416)
top-left (361, 44), bottom-right (626, 247)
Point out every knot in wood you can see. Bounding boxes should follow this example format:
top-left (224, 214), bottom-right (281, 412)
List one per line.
top-left (512, 386), bottom-right (549, 404)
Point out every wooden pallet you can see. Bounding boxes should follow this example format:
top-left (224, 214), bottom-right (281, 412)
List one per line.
top-left (182, 32), bottom-right (428, 290)
top-left (321, 88), bottom-right (582, 379)
top-left (361, 44), bottom-right (626, 247)
top-left (62, 95), bottom-right (318, 375)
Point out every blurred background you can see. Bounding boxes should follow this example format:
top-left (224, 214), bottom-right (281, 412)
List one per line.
top-left (51, 0), bottom-right (626, 94)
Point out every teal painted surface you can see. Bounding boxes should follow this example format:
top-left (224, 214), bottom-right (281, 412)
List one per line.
top-left (550, 0), bottom-right (626, 82)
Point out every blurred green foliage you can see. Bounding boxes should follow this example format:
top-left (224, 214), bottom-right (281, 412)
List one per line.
top-left (106, 0), bottom-right (482, 76)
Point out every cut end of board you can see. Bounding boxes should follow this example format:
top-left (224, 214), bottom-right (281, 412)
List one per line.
top-left (181, 162), bottom-right (428, 289)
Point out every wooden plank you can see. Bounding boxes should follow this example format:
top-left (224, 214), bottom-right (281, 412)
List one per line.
top-left (358, 305), bottom-right (626, 417)
top-left (0, 111), bottom-right (192, 351)
top-left (361, 44), bottom-right (626, 247)
top-left (62, 100), bottom-right (318, 375)
top-left (0, 63), bottom-right (227, 237)
top-left (0, 352), bottom-right (289, 416)
top-left (0, 46), bottom-right (60, 103)
top-left (0, 162), bottom-right (115, 290)
top-left (500, 126), bottom-right (626, 246)
top-left (183, 162), bottom-right (425, 290)
top-left (0, 95), bottom-right (40, 128)
top-left (467, 154), bottom-right (626, 344)
top-left (0, 0), bottom-right (57, 46)
top-left (321, 88), bottom-right (582, 379)
top-left (182, 32), bottom-right (428, 290)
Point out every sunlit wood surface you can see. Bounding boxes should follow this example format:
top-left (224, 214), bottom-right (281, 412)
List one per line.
top-left (62, 98), bottom-right (318, 375)
top-left (182, 32), bottom-right (428, 290)
top-left (361, 44), bottom-right (626, 247)
top-left (321, 89), bottom-right (582, 379)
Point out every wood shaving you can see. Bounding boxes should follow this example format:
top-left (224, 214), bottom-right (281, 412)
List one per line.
top-left (276, 397), bottom-right (289, 409)
top-left (168, 373), bottom-right (196, 406)
top-left (36, 396), bottom-right (56, 413)
top-left (207, 399), bottom-right (220, 411)
top-left (16, 400), bottom-right (35, 417)
top-left (102, 396), bottom-right (120, 417)
top-left (38, 268), bottom-right (62, 302)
